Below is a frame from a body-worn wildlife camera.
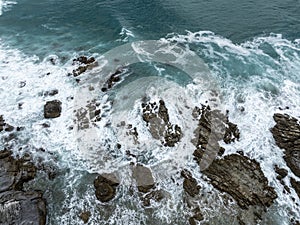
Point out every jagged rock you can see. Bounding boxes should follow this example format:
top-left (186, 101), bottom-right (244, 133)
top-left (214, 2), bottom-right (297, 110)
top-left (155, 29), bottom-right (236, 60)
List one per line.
top-left (101, 68), bottom-right (123, 92)
top-left (94, 173), bottom-right (119, 202)
top-left (141, 189), bottom-right (164, 207)
top-left (181, 170), bottom-right (200, 197)
top-left (274, 165), bottom-right (288, 180)
top-left (203, 154), bottom-right (277, 210)
top-left (271, 113), bottom-right (300, 178)
top-left (75, 101), bottom-right (101, 130)
top-left (79, 211), bottom-right (91, 224)
top-left (188, 207), bottom-right (204, 225)
top-left (0, 150), bottom-right (46, 225)
top-left (44, 100), bottom-right (62, 119)
top-left (0, 115), bottom-right (14, 133)
top-left (290, 178), bottom-right (300, 199)
top-left (72, 56), bottom-right (97, 77)
top-left (192, 105), bottom-right (240, 170)
top-left (142, 100), bottom-right (182, 147)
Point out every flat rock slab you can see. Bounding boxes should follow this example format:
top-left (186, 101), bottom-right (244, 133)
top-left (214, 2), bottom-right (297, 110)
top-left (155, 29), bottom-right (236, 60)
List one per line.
top-left (271, 113), bottom-right (300, 177)
top-left (203, 154), bottom-right (277, 210)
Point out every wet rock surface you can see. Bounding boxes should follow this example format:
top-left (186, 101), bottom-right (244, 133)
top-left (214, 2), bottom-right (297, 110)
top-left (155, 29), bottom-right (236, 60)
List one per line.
top-left (142, 100), bottom-right (182, 147)
top-left (192, 105), bottom-right (240, 170)
top-left (101, 68), bottom-right (124, 92)
top-left (44, 100), bottom-right (62, 118)
top-left (203, 154), bottom-right (277, 210)
top-left (271, 113), bottom-right (300, 178)
top-left (94, 173), bottom-right (119, 202)
top-left (74, 100), bottom-right (101, 130)
top-left (181, 169), bottom-right (201, 197)
top-left (0, 149), bottom-right (46, 225)
top-left (72, 56), bottom-right (97, 77)
top-left (79, 211), bottom-right (91, 224)
top-left (290, 177), bottom-right (300, 199)
top-left (0, 115), bottom-right (15, 133)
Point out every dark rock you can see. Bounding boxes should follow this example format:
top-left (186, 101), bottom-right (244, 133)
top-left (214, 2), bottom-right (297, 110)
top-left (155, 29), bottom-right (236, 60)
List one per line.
top-left (94, 173), bottom-right (119, 202)
top-left (203, 154), bottom-right (277, 210)
top-left (181, 170), bottom-right (200, 197)
top-left (271, 113), bottom-right (300, 177)
top-left (0, 115), bottom-right (14, 133)
top-left (72, 56), bottom-right (97, 77)
top-left (274, 165), bottom-right (288, 180)
top-left (44, 100), bottom-right (62, 119)
top-left (43, 89), bottom-right (58, 96)
top-left (192, 105), bottom-right (240, 170)
top-left (0, 190), bottom-right (46, 225)
top-left (142, 100), bottom-right (182, 147)
top-left (141, 189), bottom-right (164, 207)
top-left (101, 68), bottom-right (124, 92)
top-left (79, 211), bottom-right (91, 224)
top-left (0, 150), bottom-right (46, 225)
top-left (290, 178), bottom-right (300, 199)
top-left (188, 207), bottom-right (204, 225)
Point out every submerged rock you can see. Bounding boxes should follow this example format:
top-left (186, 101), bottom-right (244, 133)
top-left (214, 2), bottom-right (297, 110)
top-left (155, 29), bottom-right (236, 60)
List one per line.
top-left (94, 173), bottom-right (119, 202)
top-left (142, 100), bottom-right (182, 147)
top-left (0, 149), bottom-right (46, 225)
top-left (203, 154), bottom-right (277, 210)
top-left (44, 100), bottom-right (62, 119)
top-left (271, 113), bottom-right (300, 178)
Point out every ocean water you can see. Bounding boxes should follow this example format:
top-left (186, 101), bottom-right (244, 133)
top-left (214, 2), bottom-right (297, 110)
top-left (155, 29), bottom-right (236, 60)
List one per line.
top-left (0, 1), bottom-right (300, 225)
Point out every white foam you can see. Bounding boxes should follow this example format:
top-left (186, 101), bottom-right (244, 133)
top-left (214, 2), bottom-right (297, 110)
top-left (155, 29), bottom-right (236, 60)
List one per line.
top-left (0, 0), bottom-right (16, 16)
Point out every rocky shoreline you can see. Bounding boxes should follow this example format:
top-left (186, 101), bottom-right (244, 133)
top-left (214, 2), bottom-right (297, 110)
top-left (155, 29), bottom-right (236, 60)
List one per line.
top-left (1, 55), bottom-right (300, 224)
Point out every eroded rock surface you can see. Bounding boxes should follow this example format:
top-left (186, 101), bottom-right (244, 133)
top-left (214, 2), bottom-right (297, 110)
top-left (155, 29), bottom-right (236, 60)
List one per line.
top-left (290, 178), bottom-right (300, 199)
top-left (192, 105), bottom-right (240, 170)
top-left (72, 56), bottom-right (97, 77)
top-left (0, 150), bottom-right (46, 225)
top-left (181, 169), bottom-right (200, 198)
top-left (142, 100), bottom-right (182, 147)
top-left (271, 113), bottom-right (300, 177)
top-left (203, 154), bottom-right (277, 210)
top-left (94, 173), bottom-right (119, 202)
top-left (101, 68), bottom-right (123, 92)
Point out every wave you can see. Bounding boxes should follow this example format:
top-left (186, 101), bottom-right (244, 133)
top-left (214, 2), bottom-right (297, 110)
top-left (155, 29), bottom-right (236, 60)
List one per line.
top-left (0, 0), bottom-right (16, 16)
top-left (0, 31), bottom-right (300, 224)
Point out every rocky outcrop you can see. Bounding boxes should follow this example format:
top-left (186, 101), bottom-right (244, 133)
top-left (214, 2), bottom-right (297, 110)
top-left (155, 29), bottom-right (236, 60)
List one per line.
top-left (132, 164), bottom-right (164, 206)
top-left (94, 173), bottom-right (119, 202)
top-left (0, 150), bottom-right (46, 225)
top-left (0, 115), bottom-right (14, 132)
top-left (192, 105), bottom-right (240, 170)
top-left (290, 178), bottom-right (300, 199)
top-left (44, 100), bottom-right (62, 119)
top-left (72, 56), bottom-right (97, 77)
top-left (75, 100), bottom-right (101, 130)
top-left (142, 100), bottom-right (182, 147)
top-left (101, 68), bottom-right (123, 92)
top-left (271, 113), bottom-right (300, 178)
top-left (203, 154), bottom-right (277, 210)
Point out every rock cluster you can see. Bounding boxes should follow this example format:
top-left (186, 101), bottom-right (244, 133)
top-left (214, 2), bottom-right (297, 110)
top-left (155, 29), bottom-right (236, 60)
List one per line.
top-left (271, 113), bottom-right (300, 178)
top-left (142, 100), bottom-right (182, 147)
top-left (0, 150), bottom-right (46, 225)
top-left (192, 105), bottom-right (240, 170)
top-left (203, 154), bottom-right (278, 210)
top-left (72, 56), bottom-right (97, 77)
top-left (101, 68), bottom-right (123, 92)
top-left (94, 173), bottom-right (119, 202)
top-left (44, 100), bottom-right (62, 119)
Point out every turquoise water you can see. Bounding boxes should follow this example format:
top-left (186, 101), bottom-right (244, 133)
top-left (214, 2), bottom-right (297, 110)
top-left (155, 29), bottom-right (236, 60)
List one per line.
top-left (0, 0), bottom-right (300, 224)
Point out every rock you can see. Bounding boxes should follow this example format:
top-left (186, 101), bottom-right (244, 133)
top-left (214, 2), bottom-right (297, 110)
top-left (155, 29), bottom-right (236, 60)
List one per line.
top-left (203, 154), bottom-right (277, 210)
top-left (141, 189), bottom-right (164, 207)
top-left (274, 165), bottom-right (288, 180)
top-left (94, 173), bottom-right (119, 202)
top-left (271, 113), bottom-right (300, 178)
top-left (192, 105), bottom-right (240, 170)
top-left (72, 56), bottom-right (97, 77)
top-left (188, 207), bottom-right (204, 225)
top-left (79, 211), bottom-right (91, 224)
top-left (132, 164), bottom-right (155, 193)
top-left (181, 170), bottom-right (200, 197)
top-left (290, 178), bottom-right (300, 199)
top-left (142, 100), bottom-right (182, 147)
top-left (0, 115), bottom-right (14, 133)
top-left (0, 190), bottom-right (46, 225)
top-left (101, 68), bottom-right (123, 92)
top-left (44, 100), bottom-right (62, 119)
top-left (0, 149), bottom-right (46, 225)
